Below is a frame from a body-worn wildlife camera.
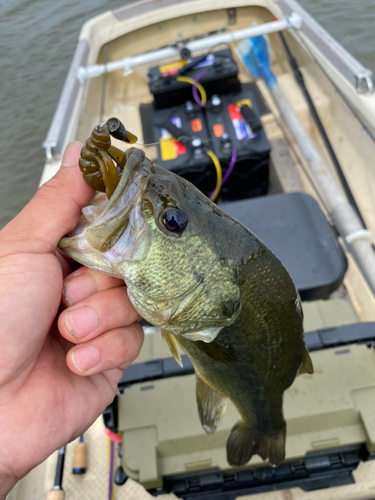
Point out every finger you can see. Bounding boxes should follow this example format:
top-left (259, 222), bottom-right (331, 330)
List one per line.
top-left (0, 142), bottom-right (95, 256)
top-left (62, 267), bottom-right (124, 307)
top-left (55, 249), bottom-right (73, 279)
top-left (66, 323), bottom-right (144, 376)
top-left (59, 286), bottom-right (141, 343)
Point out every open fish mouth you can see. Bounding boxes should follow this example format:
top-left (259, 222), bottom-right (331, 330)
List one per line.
top-left (59, 150), bottom-right (151, 275)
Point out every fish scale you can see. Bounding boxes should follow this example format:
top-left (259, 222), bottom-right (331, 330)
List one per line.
top-left (124, 232), bottom-right (217, 299)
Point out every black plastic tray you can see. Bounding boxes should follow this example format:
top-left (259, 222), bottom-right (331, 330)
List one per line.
top-left (152, 445), bottom-right (374, 499)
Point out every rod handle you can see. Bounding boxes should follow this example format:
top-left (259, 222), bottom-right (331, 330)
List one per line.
top-left (47, 489), bottom-right (65, 500)
top-left (72, 441), bottom-right (87, 474)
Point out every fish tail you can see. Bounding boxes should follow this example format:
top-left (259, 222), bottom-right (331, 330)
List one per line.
top-left (226, 420), bottom-right (286, 467)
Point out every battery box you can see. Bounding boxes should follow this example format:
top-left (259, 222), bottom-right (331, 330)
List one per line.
top-left (153, 101), bottom-right (212, 172)
top-left (149, 48), bottom-right (241, 108)
top-left (195, 91), bottom-right (270, 200)
top-left (153, 90), bottom-right (270, 201)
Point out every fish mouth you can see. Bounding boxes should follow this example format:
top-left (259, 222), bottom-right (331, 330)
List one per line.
top-left (59, 149), bottom-right (151, 274)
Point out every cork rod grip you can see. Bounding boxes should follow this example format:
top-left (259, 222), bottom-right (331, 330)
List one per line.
top-left (72, 441), bottom-right (87, 473)
top-left (47, 489), bottom-right (64, 500)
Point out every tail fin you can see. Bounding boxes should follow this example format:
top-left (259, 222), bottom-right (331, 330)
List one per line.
top-left (226, 420), bottom-right (286, 467)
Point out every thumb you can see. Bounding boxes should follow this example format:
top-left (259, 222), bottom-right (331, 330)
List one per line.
top-left (0, 142), bottom-right (95, 256)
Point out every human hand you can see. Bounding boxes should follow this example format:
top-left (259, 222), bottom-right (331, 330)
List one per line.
top-left (0, 142), bottom-right (143, 498)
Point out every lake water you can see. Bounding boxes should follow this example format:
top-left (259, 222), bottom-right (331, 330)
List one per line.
top-left (1, 0), bottom-right (374, 228)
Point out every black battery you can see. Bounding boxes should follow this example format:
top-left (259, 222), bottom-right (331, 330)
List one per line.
top-left (202, 91), bottom-right (270, 200)
top-left (153, 101), bottom-right (211, 172)
top-left (149, 48), bottom-right (240, 109)
top-left (152, 92), bottom-right (270, 202)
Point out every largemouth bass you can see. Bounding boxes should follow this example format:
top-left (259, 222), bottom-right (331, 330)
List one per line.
top-left (60, 146), bottom-right (313, 467)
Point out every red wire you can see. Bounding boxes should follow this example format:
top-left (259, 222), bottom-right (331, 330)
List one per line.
top-left (104, 428), bottom-right (122, 443)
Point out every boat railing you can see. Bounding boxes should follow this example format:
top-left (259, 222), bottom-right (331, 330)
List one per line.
top-left (75, 14), bottom-right (301, 84)
top-left (277, 0), bottom-right (373, 94)
top-left (42, 40), bottom-right (89, 162)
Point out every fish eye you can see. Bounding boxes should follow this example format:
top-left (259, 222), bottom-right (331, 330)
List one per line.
top-left (162, 208), bottom-right (188, 232)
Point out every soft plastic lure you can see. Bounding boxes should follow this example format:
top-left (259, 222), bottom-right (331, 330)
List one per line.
top-left (79, 117), bottom-right (138, 198)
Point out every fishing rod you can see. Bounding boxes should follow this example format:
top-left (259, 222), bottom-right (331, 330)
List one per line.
top-left (237, 28), bottom-right (375, 295)
top-left (47, 446), bottom-right (66, 500)
top-left (278, 31), bottom-right (367, 230)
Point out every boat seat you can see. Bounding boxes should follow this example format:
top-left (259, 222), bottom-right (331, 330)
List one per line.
top-left (219, 192), bottom-right (347, 301)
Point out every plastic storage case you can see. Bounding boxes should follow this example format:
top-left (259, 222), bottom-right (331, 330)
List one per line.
top-left (103, 323), bottom-right (375, 495)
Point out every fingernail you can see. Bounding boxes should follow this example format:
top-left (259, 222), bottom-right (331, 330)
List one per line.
top-left (64, 306), bottom-right (98, 339)
top-left (71, 345), bottom-right (100, 373)
top-left (63, 274), bottom-right (97, 306)
top-left (61, 141), bottom-right (83, 168)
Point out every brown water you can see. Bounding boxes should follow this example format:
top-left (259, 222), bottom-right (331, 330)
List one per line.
top-left (0, 0), bottom-right (374, 229)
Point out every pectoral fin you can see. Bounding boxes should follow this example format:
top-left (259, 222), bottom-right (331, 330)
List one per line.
top-left (196, 371), bottom-right (227, 434)
top-left (298, 347), bottom-right (314, 375)
top-left (181, 327), bottom-right (222, 342)
top-left (162, 331), bottom-right (182, 367)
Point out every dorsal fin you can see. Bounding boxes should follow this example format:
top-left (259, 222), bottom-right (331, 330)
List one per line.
top-left (196, 371), bottom-right (227, 434)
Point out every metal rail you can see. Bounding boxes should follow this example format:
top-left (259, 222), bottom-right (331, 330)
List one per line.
top-left (76, 14), bottom-right (301, 84)
top-left (277, 0), bottom-right (373, 94)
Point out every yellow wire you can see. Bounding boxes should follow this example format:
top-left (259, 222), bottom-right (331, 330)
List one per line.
top-left (206, 149), bottom-right (222, 202)
top-left (174, 77), bottom-right (218, 198)
top-left (176, 76), bottom-right (207, 105)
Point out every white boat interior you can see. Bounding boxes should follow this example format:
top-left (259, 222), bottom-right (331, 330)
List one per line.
top-left (12, 0), bottom-right (375, 499)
